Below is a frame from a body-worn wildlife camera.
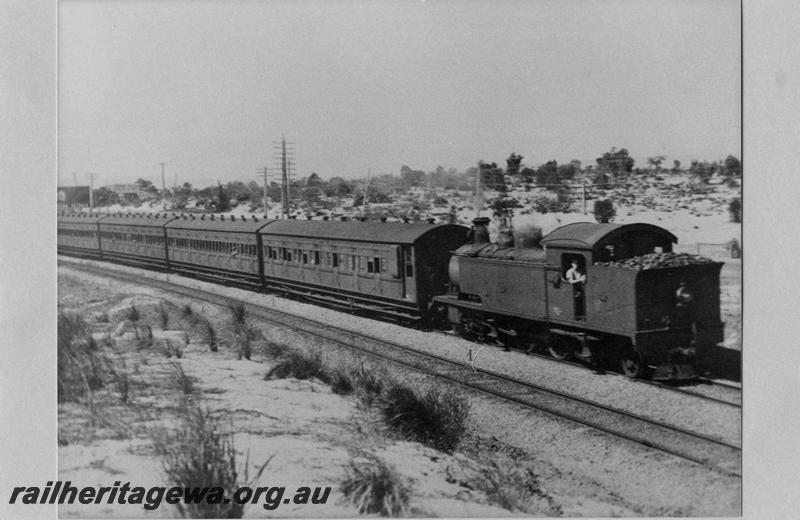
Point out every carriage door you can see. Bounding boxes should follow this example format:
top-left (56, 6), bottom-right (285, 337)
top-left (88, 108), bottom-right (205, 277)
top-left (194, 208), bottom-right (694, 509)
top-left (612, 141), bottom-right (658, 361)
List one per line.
top-left (402, 246), bottom-right (416, 302)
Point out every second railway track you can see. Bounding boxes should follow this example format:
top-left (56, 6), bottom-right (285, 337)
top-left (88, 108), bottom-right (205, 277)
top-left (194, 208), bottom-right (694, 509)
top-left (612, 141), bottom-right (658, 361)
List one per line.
top-left (59, 257), bottom-right (742, 477)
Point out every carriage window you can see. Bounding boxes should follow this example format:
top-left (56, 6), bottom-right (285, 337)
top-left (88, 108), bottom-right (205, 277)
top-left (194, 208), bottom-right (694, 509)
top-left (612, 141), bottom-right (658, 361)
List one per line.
top-left (404, 248), bottom-right (414, 277)
top-left (332, 253), bottom-right (339, 268)
top-left (302, 253), bottom-right (308, 264)
top-left (367, 259), bottom-right (374, 273)
top-left (314, 251), bottom-right (320, 265)
top-left (374, 257), bottom-right (381, 273)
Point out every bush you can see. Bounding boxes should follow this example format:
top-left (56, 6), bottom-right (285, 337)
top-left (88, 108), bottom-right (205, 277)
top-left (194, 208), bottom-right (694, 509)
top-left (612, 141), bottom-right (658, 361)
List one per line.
top-left (265, 351), bottom-right (328, 381)
top-left (171, 362), bottom-right (195, 394)
top-left (349, 365), bottom-right (390, 407)
top-left (341, 457), bottom-right (410, 517)
top-left (199, 318), bottom-right (218, 352)
top-left (125, 305), bottom-right (140, 323)
top-left (593, 199), bottom-right (616, 223)
top-left (474, 459), bottom-right (561, 514)
top-left (157, 302), bottom-right (170, 329)
top-left (379, 386), bottom-right (470, 453)
top-left (154, 406), bottom-right (271, 518)
top-left (728, 197), bottom-right (742, 223)
top-left (532, 195), bottom-right (571, 214)
top-left (58, 311), bottom-right (106, 402)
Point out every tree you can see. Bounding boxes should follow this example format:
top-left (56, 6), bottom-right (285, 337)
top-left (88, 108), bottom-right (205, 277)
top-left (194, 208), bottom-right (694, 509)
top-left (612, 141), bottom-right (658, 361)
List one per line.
top-left (593, 199), bottom-right (616, 223)
top-left (689, 160), bottom-right (716, 183)
top-left (647, 155), bottom-right (666, 172)
top-left (596, 147), bottom-right (634, 176)
top-left (557, 162), bottom-right (578, 182)
top-left (672, 160), bottom-right (682, 173)
top-left (519, 167), bottom-right (536, 185)
top-left (321, 177), bottom-right (354, 197)
top-left (479, 161), bottom-right (506, 192)
top-left (216, 182), bottom-right (231, 212)
top-left (728, 197), bottom-right (741, 223)
top-left (400, 165), bottom-right (425, 187)
top-left (723, 155), bottom-right (741, 177)
top-left (506, 152), bottom-right (523, 176)
top-left (353, 185), bottom-right (392, 205)
top-left (306, 172), bottom-right (322, 187)
top-left (535, 160), bottom-right (560, 188)
top-left (93, 187), bottom-right (118, 206)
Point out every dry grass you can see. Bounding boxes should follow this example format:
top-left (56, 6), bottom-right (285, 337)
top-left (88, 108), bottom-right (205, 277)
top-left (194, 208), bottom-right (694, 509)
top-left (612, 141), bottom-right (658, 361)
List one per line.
top-left (153, 405), bottom-right (272, 518)
top-left (265, 350), bottom-right (328, 381)
top-left (473, 459), bottom-right (562, 515)
top-left (341, 456), bottom-right (410, 517)
top-left (58, 310), bottom-right (105, 403)
top-left (379, 385), bottom-right (470, 453)
top-left (170, 362), bottom-right (195, 395)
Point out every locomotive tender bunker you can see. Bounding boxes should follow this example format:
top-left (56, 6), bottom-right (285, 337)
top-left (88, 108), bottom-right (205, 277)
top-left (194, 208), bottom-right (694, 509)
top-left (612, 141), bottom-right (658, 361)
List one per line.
top-left (435, 220), bottom-right (723, 379)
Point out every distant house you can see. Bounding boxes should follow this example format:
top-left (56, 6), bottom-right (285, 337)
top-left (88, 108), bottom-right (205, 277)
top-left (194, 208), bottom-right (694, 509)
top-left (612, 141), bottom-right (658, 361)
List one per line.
top-left (104, 183), bottom-right (157, 202)
top-left (57, 186), bottom-right (90, 208)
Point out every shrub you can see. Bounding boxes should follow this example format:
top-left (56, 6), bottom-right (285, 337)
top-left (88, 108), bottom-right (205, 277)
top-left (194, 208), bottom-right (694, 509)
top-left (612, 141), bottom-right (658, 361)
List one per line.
top-left (532, 195), bottom-right (571, 214)
top-left (341, 457), bottom-right (410, 517)
top-left (171, 362), bottom-right (195, 395)
top-left (728, 197), bottom-right (742, 223)
top-left (229, 302), bottom-right (247, 327)
top-left (181, 304), bottom-right (195, 322)
top-left (593, 199), bottom-right (616, 223)
top-left (265, 351), bottom-right (328, 381)
top-left (199, 318), bottom-right (218, 352)
top-left (153, 406), bottom-right (271, 518)
top-left (157, 302), bottom-right (170, 329)
top-left (348, 365), bottom-right (390, 407)
top-left (379, 386), bottom-right (470, 453)
top-left (473, 459), bottom-right (561, 514)
top-left (58, 311), bottom-right (106, 402)
top-left (261, 341), bottom-right (291, 359)
top-left (125, 305), bottom-right (140, 323)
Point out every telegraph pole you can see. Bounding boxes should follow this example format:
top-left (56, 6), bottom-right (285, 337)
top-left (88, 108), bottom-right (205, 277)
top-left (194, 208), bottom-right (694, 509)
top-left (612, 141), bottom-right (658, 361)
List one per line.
top-left (474, 161), bottom-right (482, 218)
top-left (361, 169), bottom-right (370, 217)
top-left (256, 166), bottom-right (269, 218)
top-left (87, 172), bottom-right (96, 214)
top-left (160, 162), bottom-right (166, 210)
top-left (272, 136), bottom-right (295, 219)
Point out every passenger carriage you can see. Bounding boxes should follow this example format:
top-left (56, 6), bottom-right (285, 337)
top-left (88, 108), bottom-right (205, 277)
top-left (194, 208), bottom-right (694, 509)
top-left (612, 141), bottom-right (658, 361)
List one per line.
top-left (57, 213), bottom-right (104, 258)
top-left (96, 213), bottom-right (176, 269)
top-left (257, 220), bottom-right (468, 319)
top-left (164, 215), bottom-right (273, 287)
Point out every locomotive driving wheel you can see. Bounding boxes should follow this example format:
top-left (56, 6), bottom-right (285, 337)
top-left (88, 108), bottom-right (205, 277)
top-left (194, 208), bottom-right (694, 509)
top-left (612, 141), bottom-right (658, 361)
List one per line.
top-left (547, 336), bottom-right (574, 361)
top-left (620, 351), bottom-right (646, 378)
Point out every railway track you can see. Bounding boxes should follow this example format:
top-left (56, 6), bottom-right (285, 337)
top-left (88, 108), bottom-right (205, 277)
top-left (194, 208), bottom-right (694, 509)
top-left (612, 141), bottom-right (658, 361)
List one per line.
top-left (59, 257), bottom-right (742, 477)
top-left (517, 351), bottom-right (742, 408)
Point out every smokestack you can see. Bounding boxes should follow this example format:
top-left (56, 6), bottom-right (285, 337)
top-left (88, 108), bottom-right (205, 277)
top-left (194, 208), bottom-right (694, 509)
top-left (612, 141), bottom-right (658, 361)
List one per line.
top-left (472, 217), bottom-right (491, 244)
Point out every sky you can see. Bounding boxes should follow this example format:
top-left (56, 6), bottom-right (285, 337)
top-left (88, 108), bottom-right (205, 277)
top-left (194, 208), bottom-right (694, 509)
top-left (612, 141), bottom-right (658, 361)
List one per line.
top-left (58, 0), bottom-right (741, 188)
